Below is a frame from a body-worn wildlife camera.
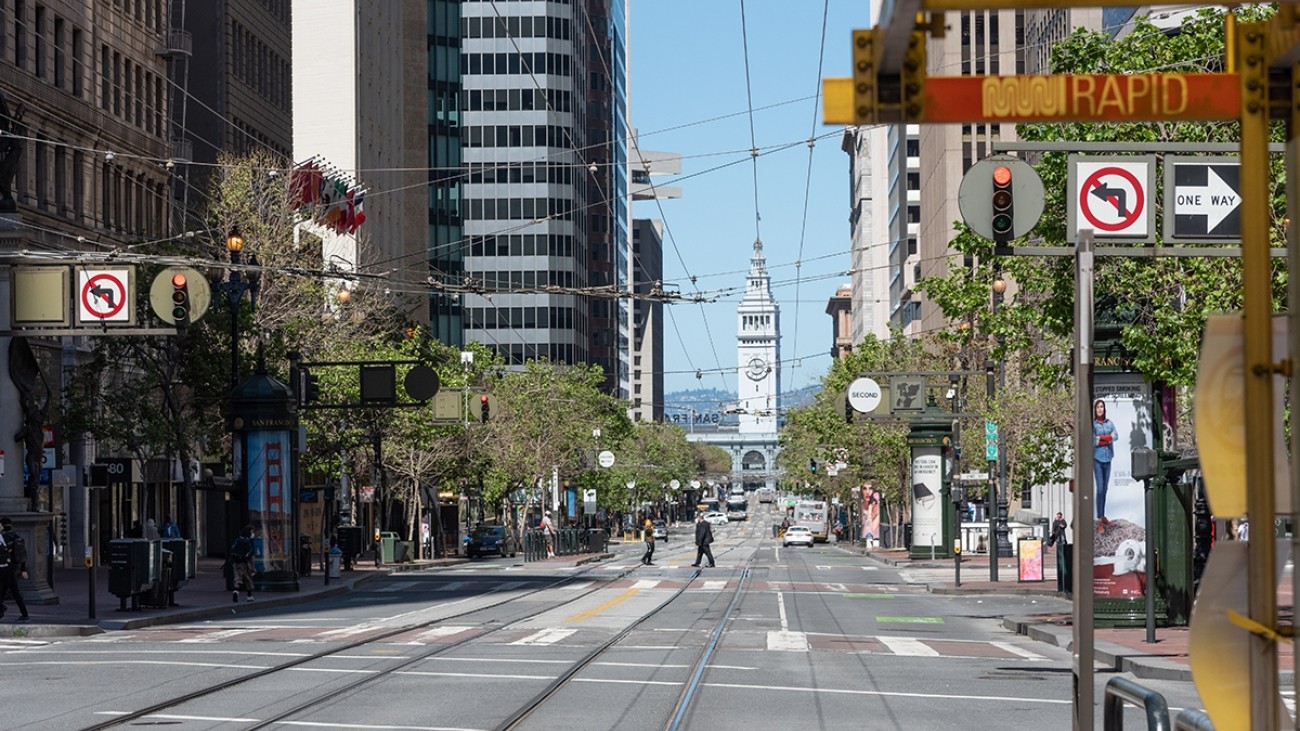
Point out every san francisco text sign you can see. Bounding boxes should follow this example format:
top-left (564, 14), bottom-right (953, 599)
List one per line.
top-left (923, 73), bottom-right (1241, 124)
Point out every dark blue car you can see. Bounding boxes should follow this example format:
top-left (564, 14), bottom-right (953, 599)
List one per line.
top-left (466, 525), bottom-right (517, 559)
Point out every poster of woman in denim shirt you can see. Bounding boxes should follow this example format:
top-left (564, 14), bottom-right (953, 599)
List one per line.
top-left (1093, 398), bottom-right (1116, 523)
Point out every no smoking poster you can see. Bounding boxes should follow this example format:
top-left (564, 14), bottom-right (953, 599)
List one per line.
top-left (1067, 155), bottom-right (1156, 244)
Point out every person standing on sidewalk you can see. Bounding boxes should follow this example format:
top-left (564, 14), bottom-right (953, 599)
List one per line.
top-left (0, 517), bottom-right (29, 621)
top-left (228, 525), bottom-right (256, 603)
top-left (691, 515), bottom-right (715, 568)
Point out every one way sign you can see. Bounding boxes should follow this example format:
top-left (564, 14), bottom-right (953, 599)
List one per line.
top-left (1164, 157), bottom-right (1241, 241)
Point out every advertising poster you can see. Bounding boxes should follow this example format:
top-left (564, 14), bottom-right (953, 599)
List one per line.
top-left (1018, 538), bottom-right (1044, 581)
top-left (1092, 374), bottom-right (1153, 599)
top-left (245, 430), bottom-right (292, 575)
top-left (911, 449), bottom-right (943, 551)
top-left (862, 485), bottom-right (881, 545)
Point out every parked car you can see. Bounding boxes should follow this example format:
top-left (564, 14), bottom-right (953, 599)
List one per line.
top-left (652, 520), bottom-right (668, 541)
top-left (783, 525), bottom-right (814, 548)
top-left (703, 511), bottom-right (729, 527)
top-left (466, 525), bottom-right (517, 558)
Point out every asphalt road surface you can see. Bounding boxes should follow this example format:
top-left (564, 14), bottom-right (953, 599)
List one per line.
top-left (0, 506), bottom-right (1209, 730)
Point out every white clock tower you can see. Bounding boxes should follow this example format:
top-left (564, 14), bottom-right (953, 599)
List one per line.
top-left (736, 240), bottom-right (779, 435)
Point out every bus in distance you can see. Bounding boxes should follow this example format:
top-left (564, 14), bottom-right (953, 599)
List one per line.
top-left (793, 500), bottom-right (830, 541)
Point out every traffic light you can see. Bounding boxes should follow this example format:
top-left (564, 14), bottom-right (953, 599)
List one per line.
top-left (170, 272), bottom-right (190, 326)
top-left (809, 458), bottom-right (817, 473)
top-left (479, 394), bottom-right (490, 423)
top-left (303, 370), bottom-right (321, 403)
top-left (844, 393), bottom-right (854, 425)
top-left (901, 30), bottom-right (926, 121)
top-left (991, 165), bottom-right (1014, 245)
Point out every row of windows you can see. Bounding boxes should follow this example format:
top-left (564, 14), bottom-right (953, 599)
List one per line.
top-left (15, 135), bottom-right (166, 238)
top-left (232, 116), bottom-right (289, 158)
top-left (466, 161), bottom-right (575, 186)
top-left (464, 124), bottom-right (574, 149)
top-left (462, 14), bottom-right (571, 41)
top-left (99, 45), bottom-right (165, 137)
top-left (469, 232), bottom-right (574, 258)
top-left (466, 305), bottom-right (577, 331)
top-left (232, 20), bottom-right (291, 113)
top-left (468, 269), bottom-right (575, 291)
top-left (466, 196), bottom-right (576, 222)
top-left (487, 342), bottom-right (577, 368)
top-left (464, 51), bottom-right (572, 77)
top-left (4, 2), bottom-right (90, 97)
top-left (464, 87), bottom-right (572, 113)
top-left (256, 0), bottom-right (290, 25)
top-left (109, 0), bottom-right (167, 34)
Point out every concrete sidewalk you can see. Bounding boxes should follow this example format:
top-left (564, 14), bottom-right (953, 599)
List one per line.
top-left (858, 545), bottom-right (1295, 683)
top-left (0, 549), bottom-right (613, 638)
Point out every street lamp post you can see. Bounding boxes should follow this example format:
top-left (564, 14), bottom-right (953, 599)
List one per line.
top-left (217, 227), bottom-right (259, 529)
top-left (990, 276), bottom-right (1012, 561)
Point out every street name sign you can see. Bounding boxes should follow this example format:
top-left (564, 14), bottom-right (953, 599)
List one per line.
top-left (1163, 156), bottom-right (1242, 242)
top-left (1067, 155), bottom-right (1156, 244)
top-left (847, 376), bottom-right (883, 413)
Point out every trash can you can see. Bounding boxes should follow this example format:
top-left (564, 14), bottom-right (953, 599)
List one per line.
top-left (328, 546), bottom-right (342, 578)
top-left (109, 539), bottom-right (159, 604)
top-left (299, 536), bottom-right (312, 577)
top-left (379, 532), bottom-right (401, 564)
top-left (1057, 542), bottom-right (1074, 594)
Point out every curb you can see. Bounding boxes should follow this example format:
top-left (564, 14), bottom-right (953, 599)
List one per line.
top-left (1001, 616), bottom-right (1203, 683)
top-left (100, 576), bottom-right (373, 631)
top-left (0, 624), bottom-right (103, 638)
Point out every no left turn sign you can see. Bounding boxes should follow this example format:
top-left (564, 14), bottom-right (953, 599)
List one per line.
top-left (1068, 156), bottom-right (1156, 243)
top-left (77, 268), bottom-right (132, 323)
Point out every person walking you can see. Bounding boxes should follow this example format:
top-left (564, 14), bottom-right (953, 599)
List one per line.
top-left (691, 515), bottom-right (715, 568)
top-left (539, 512), bottom-right (557, 558)
top-left (228, 525), bottom-right (256, 603)
top-left (1048, 512), bottom-right (1068, 550)
top-left (0, 517), bottom-right (29, 621)
top-left (642, 518), bottom-right (656, 566)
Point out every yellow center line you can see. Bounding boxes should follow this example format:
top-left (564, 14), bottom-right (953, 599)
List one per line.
top-left (564, 588), bottom-right (640, 624)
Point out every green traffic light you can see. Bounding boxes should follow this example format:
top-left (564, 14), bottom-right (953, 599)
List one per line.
top-left (992, 213), bottom-right (1013, 234)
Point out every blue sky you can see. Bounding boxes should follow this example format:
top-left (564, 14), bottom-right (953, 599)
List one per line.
top-left (629, 1), bottom-right (868, 404)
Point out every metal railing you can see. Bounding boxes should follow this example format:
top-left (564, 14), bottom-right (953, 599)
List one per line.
top-left (1172, 710), bottom-right (1215, 731)
top-left (521, 528), bottom-right (609, 562)
top-left (1103, 677), bottom-right (1171, 731)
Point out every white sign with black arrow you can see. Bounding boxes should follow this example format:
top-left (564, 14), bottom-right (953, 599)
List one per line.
top-left (1164, 156), bottom-right (1241, 241)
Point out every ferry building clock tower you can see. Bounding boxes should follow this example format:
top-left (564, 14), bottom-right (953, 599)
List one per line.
top-left (737, 240), bottom-right (779, 436)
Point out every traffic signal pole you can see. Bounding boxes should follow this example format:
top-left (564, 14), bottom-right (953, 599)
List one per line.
top-left (1073, 231), bottom-right (1096, 731)
top-left (1237, 20), bottom-right (1280, 729)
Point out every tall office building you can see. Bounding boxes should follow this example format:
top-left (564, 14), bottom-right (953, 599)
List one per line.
top-left (458, 0), bottom-right (629, 391)
top-left (427, 0), bottom-right (464, 346)
top-left (175, 0), bottom-right (291, 224)
top-left (292, 0), bottom-right (428, 318)
top-left (629, 133), bottom-right (679, 424)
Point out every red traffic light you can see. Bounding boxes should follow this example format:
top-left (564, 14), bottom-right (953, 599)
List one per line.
top-left (171, 272), bottom-right (187, 288)
top-left (992, 165), bottom-right (1012, 186)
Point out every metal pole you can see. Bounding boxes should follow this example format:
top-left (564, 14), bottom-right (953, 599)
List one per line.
top-left (228, 247), bottom-right (241, 388)
top-left (88, 485), bottom-right (97, 620)
top-left (986, 359), bottom-right (997, 582)
top-left (1238, 19), bottom-right (1279, 730)
top-left (1286, 24), bottom-right (1300, 718)
top-left (1144, 476), bottom-right (1156, 644)
top-left (954, 499), bottom-right (961, 587)
top-left (1073, 230), bottom-right (1096, 731)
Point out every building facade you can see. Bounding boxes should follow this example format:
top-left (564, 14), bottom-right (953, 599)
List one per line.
top-left (456, 0), bottom-right (630, 391)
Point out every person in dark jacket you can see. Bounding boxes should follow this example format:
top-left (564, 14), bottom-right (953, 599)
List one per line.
top-left (691, 515), bottom-right (715, 568)
top-left (228, 525), bottom-right (256, 603)
top-left (0, 516), bottom-right (29, 621)
top-left (1048, 513), bottom-right (1068, 550)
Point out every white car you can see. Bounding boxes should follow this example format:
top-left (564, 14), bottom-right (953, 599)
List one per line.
top-left (783, 526), bottom-right (814, 548)
top-left (703, 511), bottom-right (729, 526)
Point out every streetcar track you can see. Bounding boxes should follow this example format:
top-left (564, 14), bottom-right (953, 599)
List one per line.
top-left (81, 562), bottom-right (637, 731)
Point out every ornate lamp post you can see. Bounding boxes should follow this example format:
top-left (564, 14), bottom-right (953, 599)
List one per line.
top-left (990, 275), bottom-right (1013, 560)
top-left (217, 227), bottom-right (259, 543)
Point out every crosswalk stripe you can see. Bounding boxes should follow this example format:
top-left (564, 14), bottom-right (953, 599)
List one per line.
top-left (701, 580), bottom-right (726, 591)
top-left (878, 637), bottom-right (940, 657)
top-left (412, 626), bottom-right (475, 644)
top-left (495, 581), bottom-right (529, 592)
top-left (767, 631), bottom-right (810, 652)
top-left (990, 641), bottom-right (1046, 660)
top-left (631, 579), bottom-right (661, 589)
top-left (177, 629), bottom-right (261, 643)
top-left (374, 581), bottom-right (420, 593)
top-left (432, 581), bottom-right (469, 592)
top-left (510, 628), bottom-right (577, 646)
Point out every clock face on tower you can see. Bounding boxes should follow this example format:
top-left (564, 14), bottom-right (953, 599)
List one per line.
top-left (746, 356), bottom-right (768, 380)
